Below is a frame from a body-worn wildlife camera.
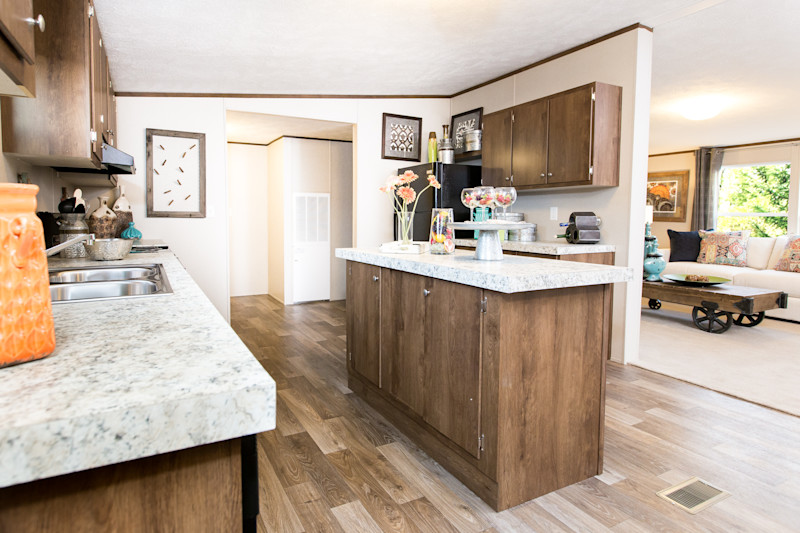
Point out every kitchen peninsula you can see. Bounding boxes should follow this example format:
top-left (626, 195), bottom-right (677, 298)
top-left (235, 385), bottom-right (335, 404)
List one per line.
top-left (335, 248), bottom-right (632, 511)
top-left (0, 251), bottom-right (275, 532)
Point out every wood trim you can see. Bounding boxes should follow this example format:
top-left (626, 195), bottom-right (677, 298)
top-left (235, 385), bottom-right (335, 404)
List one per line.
top-left (451, 23), bottom-right (652, 98)
top-left (649, 149), bottom-right (696, 157)
top-left (264, 135), bottom-right (353, 147)
top-left (115, 92), bottom-right (450, 99)
top-left (721, 136), bottom-right (800, 150)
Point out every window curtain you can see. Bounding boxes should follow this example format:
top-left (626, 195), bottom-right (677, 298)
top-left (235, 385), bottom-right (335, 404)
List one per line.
top-left (691, 147), bottom-right (724, 231)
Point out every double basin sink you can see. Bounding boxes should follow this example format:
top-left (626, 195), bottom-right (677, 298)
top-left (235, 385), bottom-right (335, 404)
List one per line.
top-left (49, 264), bottom-right (173, 304)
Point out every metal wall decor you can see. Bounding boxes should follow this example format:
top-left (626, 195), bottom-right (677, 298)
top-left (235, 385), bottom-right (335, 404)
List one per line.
top-left (450, 107), bottom-right (483, 155)
top-left (647, 170), bottom-right (689, 222)
top-left (381, 113), bottom-right (422, 161)
top-left (146, 129), bottom-right (206, 218)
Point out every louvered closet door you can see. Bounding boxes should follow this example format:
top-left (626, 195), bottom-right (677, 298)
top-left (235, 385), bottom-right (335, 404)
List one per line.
top-left (293, 193), bottom-right (331, 303)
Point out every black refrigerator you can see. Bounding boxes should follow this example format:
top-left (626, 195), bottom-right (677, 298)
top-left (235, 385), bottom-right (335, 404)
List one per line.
top-left (395, 162), bottom-right (482, 241)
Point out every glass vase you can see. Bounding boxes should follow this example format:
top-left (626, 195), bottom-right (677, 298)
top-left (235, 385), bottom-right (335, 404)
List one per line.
top-left (429, 208), bottom-right (455, 255)
top-left (396, 210), bottom-right (414, 246)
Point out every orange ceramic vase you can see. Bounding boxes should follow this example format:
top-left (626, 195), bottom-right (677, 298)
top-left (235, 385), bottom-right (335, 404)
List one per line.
top-left (0, 183), bottom-right (55, 367)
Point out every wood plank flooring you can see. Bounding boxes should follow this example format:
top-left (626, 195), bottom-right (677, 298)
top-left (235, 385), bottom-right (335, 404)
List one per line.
top-left (231, 295), bottom-right (800, 533)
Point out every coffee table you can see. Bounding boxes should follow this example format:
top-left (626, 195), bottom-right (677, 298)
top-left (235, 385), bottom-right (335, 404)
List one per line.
top-left (642, 279), bottom-right (788, 333)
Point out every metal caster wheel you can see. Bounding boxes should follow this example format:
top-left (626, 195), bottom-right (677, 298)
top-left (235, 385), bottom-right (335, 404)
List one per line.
top-left (692, 306), bottom-right (733, 333)
top-left (648, 299), bottom-right (662, 310)
top-left (734, 311), bottom-right (765, 327)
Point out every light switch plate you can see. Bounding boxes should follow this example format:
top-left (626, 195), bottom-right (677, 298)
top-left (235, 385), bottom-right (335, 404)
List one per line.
top-left (550, 207), bottom-right (558, 220)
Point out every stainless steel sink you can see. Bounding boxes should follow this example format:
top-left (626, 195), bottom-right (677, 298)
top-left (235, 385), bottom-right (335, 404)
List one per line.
top-left (49, 266), bottom-right (158, 284)
top-left (49, 263), bottom-right (173, 304)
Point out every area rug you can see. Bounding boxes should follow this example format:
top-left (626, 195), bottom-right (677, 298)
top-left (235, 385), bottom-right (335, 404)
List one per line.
top-left (636, 305), bottom-right (800, 416)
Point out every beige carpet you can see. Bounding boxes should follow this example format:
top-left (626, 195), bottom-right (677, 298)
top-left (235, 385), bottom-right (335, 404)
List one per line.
top-left (636, 303), bottom-right (800, 416)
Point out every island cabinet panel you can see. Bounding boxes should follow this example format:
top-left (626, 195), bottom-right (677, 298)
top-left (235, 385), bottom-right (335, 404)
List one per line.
top-left (346, 261), bottom-right (381, 387)
top-left (481, 108), bottom-right (513, 187)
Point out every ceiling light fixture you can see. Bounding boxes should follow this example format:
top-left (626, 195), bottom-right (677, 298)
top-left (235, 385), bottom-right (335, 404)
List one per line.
top-left (678, 95), bottom-right (725, 121)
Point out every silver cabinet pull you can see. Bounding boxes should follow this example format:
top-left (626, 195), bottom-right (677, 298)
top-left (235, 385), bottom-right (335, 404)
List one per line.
top-left (26, 15), bottom-right (45, 32)
top-left (372, 275), bottom-right (379, 282)
top-left (540, 173), bottom-right (545, 177)
top-left (423, 289), bottom-right (430, 296)
top-left (547, 172), bottom-right (553, 177)
top-left (505, 176), bottom-right (511, 181)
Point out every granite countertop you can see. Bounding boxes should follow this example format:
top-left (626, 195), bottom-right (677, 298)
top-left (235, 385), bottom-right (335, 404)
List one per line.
top-left (0, 250), bottom-right (276, 488)
top-left (335, 248), bottom-right (633, 293)
top-left (454, 239), bottom-right (616, 255)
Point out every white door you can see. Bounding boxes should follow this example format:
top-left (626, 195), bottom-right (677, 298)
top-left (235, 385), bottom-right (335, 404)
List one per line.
top-left (293, 193), bottom-right (331, 302)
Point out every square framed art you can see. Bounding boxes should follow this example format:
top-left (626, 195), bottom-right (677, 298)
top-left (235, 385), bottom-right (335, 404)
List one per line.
top-left (647, 170), bottom-right (689, 222)
top-left (381, 113), bottom-right (422, 161)
top-left (450, 107), bottom-right (483, 155)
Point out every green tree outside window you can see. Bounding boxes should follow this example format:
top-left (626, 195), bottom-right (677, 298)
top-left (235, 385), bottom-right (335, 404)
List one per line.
top-left (717, 164), bottom-right (790, 237)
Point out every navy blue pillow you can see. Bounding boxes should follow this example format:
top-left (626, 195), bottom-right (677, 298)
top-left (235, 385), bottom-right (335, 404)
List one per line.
top-left (667, 229), bottom-right (704, 262)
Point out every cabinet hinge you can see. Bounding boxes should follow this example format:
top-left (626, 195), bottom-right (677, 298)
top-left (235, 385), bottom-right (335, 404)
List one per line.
top-left (511, 111), bottom-right (515, 123)
top-left (480, 297), bottom-right (487, 314)
top-left (592, 90), bottom-right (596, 101)
top-left (478, 434), bottom-right (485, 451)
top-left (589, 166), bottom-right (594, 176)
top-left (348, 352), bottom-right (352, 362)
top-left (88, 4), bottom-right (94, 17)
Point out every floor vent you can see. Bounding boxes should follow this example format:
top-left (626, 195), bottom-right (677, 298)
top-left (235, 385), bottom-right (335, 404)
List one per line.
top-left (657, 477), bottom-right (730, 514)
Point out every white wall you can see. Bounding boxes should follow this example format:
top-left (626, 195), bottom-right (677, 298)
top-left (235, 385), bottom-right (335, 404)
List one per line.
top-left (267, 138), bottom-right (286, 304)
top-left (115, 97), bottom-right (230, 319)
top-left (330, 141), bottom-right (354, 301)
top-left (451, 27), bottom-right (653, 363)
top-left (227, 143), bottom-right (269, 297)
top-left (648, 152), bottom-right (696, 244)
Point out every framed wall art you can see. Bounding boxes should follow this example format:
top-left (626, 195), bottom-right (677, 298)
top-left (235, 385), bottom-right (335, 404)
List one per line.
top-left (450, 107), bottom-right (483, 155)
top-left (146, 129), bottom-right (206, 218)
top-left (381, 113), bottom-right (421, 161)
top-left (647, 170), bottom-right (689, 222)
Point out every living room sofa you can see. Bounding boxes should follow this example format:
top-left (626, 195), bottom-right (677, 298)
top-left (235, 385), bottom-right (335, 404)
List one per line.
top-left (660, 235), bottom-right (800, 322)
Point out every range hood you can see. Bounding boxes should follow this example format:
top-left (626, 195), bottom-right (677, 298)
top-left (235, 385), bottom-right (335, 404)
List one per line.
top-left (53, 143), bottom-right (136, 176)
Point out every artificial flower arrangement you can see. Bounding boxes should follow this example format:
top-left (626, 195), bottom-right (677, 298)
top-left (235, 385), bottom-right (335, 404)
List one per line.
top-left (379, 170), bottom-right (441, 245)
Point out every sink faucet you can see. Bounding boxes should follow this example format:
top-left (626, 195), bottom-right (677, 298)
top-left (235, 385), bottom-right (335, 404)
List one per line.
top-left (46, 234), bottom-right (96, 257)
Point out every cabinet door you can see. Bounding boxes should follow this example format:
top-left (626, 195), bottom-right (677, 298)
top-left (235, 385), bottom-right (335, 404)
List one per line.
top-left (347, 261), bottom-right (381, 386)
top-left (0, 0), bottom-right (35, 63)
top-left (380, 269), bottom-right (426, 413)
top-left (547, 86), bottom-right (593, 184)
top-left (481, 109), bottom-right (512, 187)
top-left (89, 4), bottom-right (105, 162)
top-left (423, 278), bottom-right (483, 458)
top-left (511, 99), bottom-right (548, 187)
top-left (104, 56), bottom-right (116, 146)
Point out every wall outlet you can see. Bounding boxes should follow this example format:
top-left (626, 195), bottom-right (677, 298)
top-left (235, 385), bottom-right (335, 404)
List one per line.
top-left (550, 207), bottom-right (558, 221)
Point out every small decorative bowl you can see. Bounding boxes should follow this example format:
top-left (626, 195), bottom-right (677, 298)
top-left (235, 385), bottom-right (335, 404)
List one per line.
top-left (83, 238), bottom-right (134, 261)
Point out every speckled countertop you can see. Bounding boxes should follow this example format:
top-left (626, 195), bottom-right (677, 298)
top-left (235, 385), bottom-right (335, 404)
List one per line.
top-left (454, 239), bottom-right (616, 255)
top-left (0, 250), bottom-right (276, 488)
top-left (335, 248), bottom-right (632, 293)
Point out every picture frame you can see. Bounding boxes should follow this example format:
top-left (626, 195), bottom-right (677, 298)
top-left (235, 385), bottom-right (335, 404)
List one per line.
top-left (647, 170), bottom-right (689, 222)
top-left (450, 107), bottom-right (483, 156)
top-left (381, 113), bottom-right (422, 161)
top-left (146, 129), bottom-right (206, 218)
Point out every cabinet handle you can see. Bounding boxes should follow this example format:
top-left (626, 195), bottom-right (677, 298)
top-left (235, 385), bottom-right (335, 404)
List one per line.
top-left (540, 173), bottom-right (545, 177)
top-left (504, 176), bottom-right (511, 181)
top-left (372, 275), bottom-right (379, 282)
top-left (423, 289), bottom-right (430, 296)
top-left (547, 172), bottom-right (553, 177)
top-left (26, 15), bottom-right (45, 32)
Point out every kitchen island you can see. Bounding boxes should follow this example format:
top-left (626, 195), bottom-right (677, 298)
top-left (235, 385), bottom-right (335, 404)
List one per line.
top-left (335, 248), bottom-right (632, 511)
top-left (0, 251), bottom-right (275, 532)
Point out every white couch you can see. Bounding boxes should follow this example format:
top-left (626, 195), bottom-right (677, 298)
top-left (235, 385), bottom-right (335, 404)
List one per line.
top-left (660, 235), bottom-right (800, 322)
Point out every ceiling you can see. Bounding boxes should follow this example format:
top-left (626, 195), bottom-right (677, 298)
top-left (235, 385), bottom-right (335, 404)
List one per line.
top-left (226, 111), bottom-right (353, 145)
top-left (94, 0), bottom-right (800, 153)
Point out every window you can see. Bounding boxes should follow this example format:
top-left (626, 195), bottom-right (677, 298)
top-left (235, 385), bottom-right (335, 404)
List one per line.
top-left (717, 163), bottom-right (790, 237)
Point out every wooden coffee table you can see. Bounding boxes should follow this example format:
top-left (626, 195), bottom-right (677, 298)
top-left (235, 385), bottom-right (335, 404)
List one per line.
top-left (642, 279), bottom-right (788, 333)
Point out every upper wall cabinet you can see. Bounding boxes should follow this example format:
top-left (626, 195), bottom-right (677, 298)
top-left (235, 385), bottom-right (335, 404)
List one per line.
top-left (1, 0), bottom-right (116, 169)
top-left (0, 0), bottom-right (42, 97)
top-left (482, 82), bottom-right (622, 190)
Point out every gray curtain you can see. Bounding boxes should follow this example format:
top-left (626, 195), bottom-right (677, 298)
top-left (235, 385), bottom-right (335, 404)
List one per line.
top-left (691, 147), bottom-right (724, 231)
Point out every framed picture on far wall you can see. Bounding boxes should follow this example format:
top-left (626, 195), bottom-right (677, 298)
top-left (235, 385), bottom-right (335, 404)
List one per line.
top-left (381, 113), bottom-right (422, 161)
top-left (647, 170), bottom-right (689, 222)
top-left (451, 107), bottom-right (483, 155)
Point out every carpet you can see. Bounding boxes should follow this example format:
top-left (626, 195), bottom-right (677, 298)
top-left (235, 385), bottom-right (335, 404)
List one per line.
top-left (636, 303), bottom-right (800, 416)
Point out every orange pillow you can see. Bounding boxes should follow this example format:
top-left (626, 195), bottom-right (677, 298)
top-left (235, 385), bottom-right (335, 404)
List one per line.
top-left (697, 230), bottom-right (749, 267)
top-left (775, 235), bottom-right (800, 272)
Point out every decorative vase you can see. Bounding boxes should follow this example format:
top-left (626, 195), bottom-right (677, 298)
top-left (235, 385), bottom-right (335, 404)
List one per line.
top-left (643, 223), bottom-right (666, 281)
top-left (113, 185), bottom-right (133, 238)
top-left (396, 210), bottom-right (414, 246)
top-left (0, 183), bottom-right (56, 368)
top-left (428, 132), bottom-right (438, 163)
top-left (429, 208), bottom-right (455, 254)
top-left (121, 222), bottom-right (142, 240)
top-left (57, 213), bottom-right (90, 258)
top-left (88, 196), bottom-right (117, 239)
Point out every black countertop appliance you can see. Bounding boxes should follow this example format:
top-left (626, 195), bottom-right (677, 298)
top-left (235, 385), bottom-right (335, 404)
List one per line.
top-left (395, 162), bottom-right (482, 241)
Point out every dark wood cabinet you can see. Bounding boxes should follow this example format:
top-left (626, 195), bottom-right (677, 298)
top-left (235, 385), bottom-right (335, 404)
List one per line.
top-left (346, 261), bottom-right (381, 386)
top-left (1, 0), bottom-right (116, 168)
top-left (482, 82), bottom-right (621, 190)
top-left (0, 0), bottom-right (37, 96)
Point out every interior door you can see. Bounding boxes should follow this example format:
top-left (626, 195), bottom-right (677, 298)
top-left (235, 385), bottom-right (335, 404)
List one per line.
top-left (547, 86), bottom-right (593, 184)
top-left (481, 109), bottom-right (512, 187)
top-left (511, 99), bottom-right (549, 187)
top-left (292, 193), bottom-right (330, 303)
top-left (423, 278), bottom-right (483, 458)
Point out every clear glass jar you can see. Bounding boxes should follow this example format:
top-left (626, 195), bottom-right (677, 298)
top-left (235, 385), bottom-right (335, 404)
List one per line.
top-left (429, 208), bottom-right (455, 254)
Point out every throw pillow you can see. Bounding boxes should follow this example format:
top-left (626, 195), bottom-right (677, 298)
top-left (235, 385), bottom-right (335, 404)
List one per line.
top-left (667, 229), bottom-right (703, 262)
top-left (697, 230), bottom-right (750, 267)
top-left (775, 234), bottom-right (800, 272)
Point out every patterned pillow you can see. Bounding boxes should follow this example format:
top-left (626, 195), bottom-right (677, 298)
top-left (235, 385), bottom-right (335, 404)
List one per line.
top-left (775, 235), bottom-right (800, 272)
top-left (697, 230), bottom-right (750, 266)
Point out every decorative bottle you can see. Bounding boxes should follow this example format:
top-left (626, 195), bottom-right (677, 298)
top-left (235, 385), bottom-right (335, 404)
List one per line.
top-left (88, 196), bottom-right (117, 239)
top-left (428, 132), bottom-right (438, 163)
top-left (643, 222), bottom-right (666, 281)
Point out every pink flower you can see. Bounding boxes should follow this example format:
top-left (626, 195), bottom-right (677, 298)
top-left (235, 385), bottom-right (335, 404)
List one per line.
top-left (427, 175), bottom-right (441, 189)
top-left (396, 186), bottom-right (416, 203)
top-left (400, 171), bottom-right (419, 184)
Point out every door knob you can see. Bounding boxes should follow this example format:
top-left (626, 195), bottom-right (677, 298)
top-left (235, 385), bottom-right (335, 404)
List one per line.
top-left (26, 15), bottom-right (45, 32)
top-left (423, 289), bottom-right (430, 296)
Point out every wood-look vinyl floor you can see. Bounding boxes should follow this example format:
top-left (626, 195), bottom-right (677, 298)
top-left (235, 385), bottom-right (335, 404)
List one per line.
top-left (231, 295), bottom-right (800, 533)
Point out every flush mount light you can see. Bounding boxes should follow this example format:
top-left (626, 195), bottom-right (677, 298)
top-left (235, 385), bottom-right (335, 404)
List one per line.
top-left (678, 95), bottom-right (725, 121)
